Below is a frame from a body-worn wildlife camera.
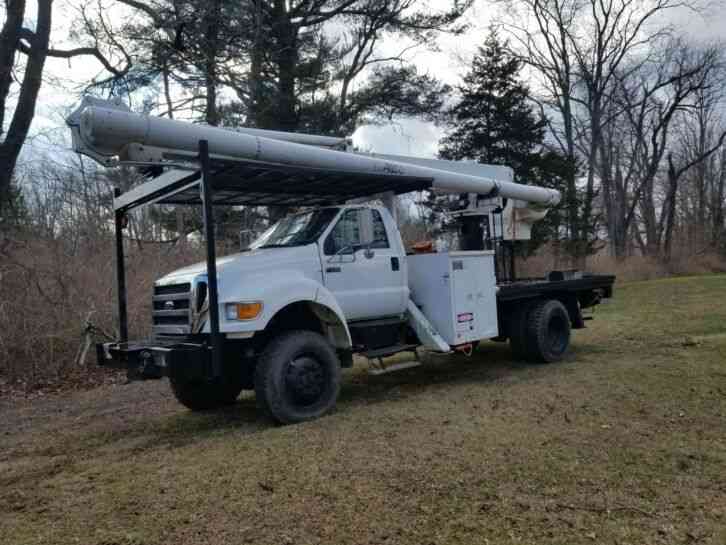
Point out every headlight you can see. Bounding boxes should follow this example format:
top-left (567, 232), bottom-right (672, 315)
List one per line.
top-left (225, 302), bottom-right (263, 321)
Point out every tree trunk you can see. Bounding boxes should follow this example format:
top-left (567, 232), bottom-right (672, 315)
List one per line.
top-left (249, 0), bottom-right (266, 127)
top-left (598, 136), bottom-right (617, 257)
top-left (162, 60), bottom-right (174, 119)
top-left (581, 100), bottom-right (600, 256)
top-left (693, 111), bottom-right (708, 249)
top-left (663, 154), bottom-right (680, 261)
top-left (614, 148), bottom-right (630, 259)
top-left (272, 0), bottom-right (298, 131)
top-left (712, 147), bottom-right (726, 250)
top-left (0, 0), bottom-right (27, 139)
top-left (203, 0), bottom-right (222, 126)
top-left (640, 176), bottom-right (659, 256)
top-left (559, 93), bottom-right (578, 248)
top-left (0, 0), bottom-right (51, 217)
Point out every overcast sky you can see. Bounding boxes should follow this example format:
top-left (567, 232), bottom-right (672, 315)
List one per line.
top-left (16, 0), bottom-right (726, 165)
top-left (353, 0), bottom-right (726, 158)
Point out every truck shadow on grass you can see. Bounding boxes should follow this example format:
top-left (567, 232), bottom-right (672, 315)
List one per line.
top-left (28, 342), bottom-right (584, 466)
top-left (131, 343), bottom-right (577, 447)
top-left (154, 343), bottom-right (560, 436)
top-left (337, 342), bottom-right (574, 408)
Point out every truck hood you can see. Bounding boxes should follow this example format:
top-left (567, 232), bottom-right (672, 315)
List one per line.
top-left (156, 244), bottom-right (321, 285)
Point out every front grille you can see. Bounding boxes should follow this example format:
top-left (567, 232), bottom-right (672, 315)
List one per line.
top-left (152, 283), bottom-right (192, 335)
top-left (153, 299), bottom-right (190, 311)
top-left (155, 283), bottom-right (191, 296)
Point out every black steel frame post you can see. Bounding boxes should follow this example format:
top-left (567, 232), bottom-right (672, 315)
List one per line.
top-left (199, 140), bottom-right (223, 379)
top-left (113, 188), bottom-right (129, 343)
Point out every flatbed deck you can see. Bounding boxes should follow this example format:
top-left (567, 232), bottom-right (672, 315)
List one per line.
top-left (497, 274), bottom-right (615, 302)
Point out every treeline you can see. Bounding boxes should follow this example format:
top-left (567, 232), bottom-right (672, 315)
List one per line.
top-left (498, 0), bottom-right (726, 262)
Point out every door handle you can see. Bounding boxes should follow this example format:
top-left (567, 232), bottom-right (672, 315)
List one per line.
top-left (326, 266), bottom-right (341, 273)
top-left (391, 257), bottom-right (400, 271)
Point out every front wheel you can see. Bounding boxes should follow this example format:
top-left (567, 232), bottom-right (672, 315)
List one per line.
top-left (255, 330), bottom-right (341, 424)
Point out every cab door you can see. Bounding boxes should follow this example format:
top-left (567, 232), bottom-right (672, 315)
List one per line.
top-left (321, 208), bottom-right (407, 322)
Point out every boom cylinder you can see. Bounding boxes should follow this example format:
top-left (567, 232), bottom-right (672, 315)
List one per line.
top-left (68, 99), bottom-right (561, 206)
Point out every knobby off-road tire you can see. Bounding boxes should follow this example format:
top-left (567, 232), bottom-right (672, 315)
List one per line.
top-left (169, 376), bottom-right (244, 411)
top-left (525, 299), bottom-right (571, 363)
top-left (254, 330), bottom-right (341, 425)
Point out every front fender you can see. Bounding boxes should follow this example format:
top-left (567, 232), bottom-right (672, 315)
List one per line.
top-left (210, 270), bottom-right (352, 347)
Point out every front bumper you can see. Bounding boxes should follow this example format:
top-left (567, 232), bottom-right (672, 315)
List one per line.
top-left (96, 340), bottom-right (212, 381)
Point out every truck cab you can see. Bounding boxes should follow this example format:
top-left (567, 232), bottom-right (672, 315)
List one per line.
top-left (317, 205), bottom-right (408, 321)
top-left (153, 204), bottom-right (408, 341)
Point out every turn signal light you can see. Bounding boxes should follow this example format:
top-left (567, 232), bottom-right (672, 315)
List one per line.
top-left (226, 302), bottom-right (263, 321)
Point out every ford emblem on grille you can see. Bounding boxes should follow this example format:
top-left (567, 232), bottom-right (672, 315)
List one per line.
top-left (164, 301), bottom-right (175, 310)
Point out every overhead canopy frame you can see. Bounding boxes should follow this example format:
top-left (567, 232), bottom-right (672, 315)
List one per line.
top-left (114, 156), bottom-right (433, 213)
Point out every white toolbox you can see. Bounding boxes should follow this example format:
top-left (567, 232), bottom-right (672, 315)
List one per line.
top-left (407, 251), bottom-right (499, 346)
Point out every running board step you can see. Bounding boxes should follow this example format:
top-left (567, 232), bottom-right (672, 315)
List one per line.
top-left (363, 344), bottom-right (419, 359)
top-left (368, 360), bottom-right (422, 376)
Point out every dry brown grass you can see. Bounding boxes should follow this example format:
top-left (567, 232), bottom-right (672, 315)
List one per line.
top-left (0, 235), bottom-right (203, 388)
top-left (519, 244), bottom-right (726, 282)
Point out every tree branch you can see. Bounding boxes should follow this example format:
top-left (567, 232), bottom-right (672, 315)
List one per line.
top-left (17, 41), bottom-right (130, 78)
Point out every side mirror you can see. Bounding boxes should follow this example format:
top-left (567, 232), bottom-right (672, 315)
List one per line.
top-left (327, 244), bottom-right (357, 263)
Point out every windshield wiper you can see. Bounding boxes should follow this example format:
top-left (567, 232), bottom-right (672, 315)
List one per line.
top-left (257, 243), bottom-right (297, 249)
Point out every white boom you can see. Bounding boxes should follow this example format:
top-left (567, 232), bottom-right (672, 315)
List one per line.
top-left (67, 97), bottom-right (561, 206)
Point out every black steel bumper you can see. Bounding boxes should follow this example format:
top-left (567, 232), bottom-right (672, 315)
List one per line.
top-left (96, 340), bottom-right (212, 381)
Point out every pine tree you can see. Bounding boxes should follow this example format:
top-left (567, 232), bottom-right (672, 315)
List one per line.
top-left (427, 30), bottom-right (571, 251)
top-left (439, 31), bottom-right (546, 178)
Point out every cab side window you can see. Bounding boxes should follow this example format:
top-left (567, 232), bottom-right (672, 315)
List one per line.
top-left (325, 209), bottom-right (361, 255)
top-left (371, 209), bottom-right (390, 249)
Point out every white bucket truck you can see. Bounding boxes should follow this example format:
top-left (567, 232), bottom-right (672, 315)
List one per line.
top-left (69, 98), bottom-right (614, 424)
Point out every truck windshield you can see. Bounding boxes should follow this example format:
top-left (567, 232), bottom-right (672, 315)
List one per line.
top-left (248, 208), bottom-right (340, 250)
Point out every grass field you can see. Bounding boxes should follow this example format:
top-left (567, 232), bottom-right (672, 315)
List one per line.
top-left (2, 275), bottom-right (726, 545)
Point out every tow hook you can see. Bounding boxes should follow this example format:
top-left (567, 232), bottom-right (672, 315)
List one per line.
top-left (130, 350), bottom-right (164, 381)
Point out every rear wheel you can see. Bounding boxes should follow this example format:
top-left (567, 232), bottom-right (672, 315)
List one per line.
top-left (255, 330), bottom-right (341, 424)
top-left (525, 299), bottom-right (571, 363)
top-left (509, 301), bottom-right (534, 360)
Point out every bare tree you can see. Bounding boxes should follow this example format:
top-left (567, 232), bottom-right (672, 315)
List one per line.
top-left (500, 0), bottom-right (683, 258)
top-left (662, 87), bottom-right (726, 259)
top-left (0, 0), bottom-right (129, 221)
top-left (672, 83), bottom-right (726, 251)
top-left (597, 42), bottom-right (725, 258)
